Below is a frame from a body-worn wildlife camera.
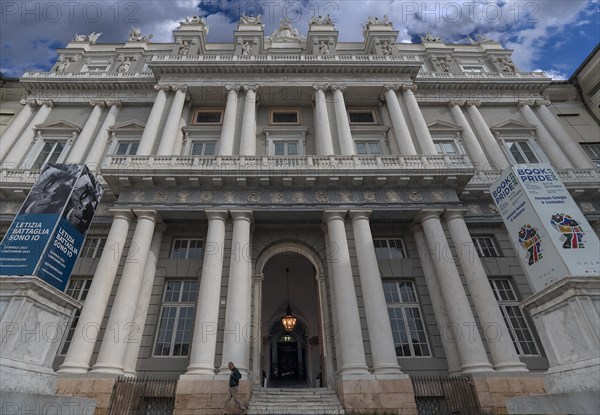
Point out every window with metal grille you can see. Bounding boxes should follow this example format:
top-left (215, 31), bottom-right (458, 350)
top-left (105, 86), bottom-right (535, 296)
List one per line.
top-left (374, 238), bottom-right (407, 259)
top-left (153, 280), bottom-right (198, 357)
top-left (170, 239), bottom-right (203, 259)
top-left (81, 237), bottom-right (106, 259)
top-left (472, 236), bottom-right (501, 257)
top-left (60, 278), bottom-right (93, 354)
top-left (489, 278), bottom-right (540, 356)
top-left (581, 143), bottom-right (600, 167)
top-left (383, 281), bottom-right (431, 357)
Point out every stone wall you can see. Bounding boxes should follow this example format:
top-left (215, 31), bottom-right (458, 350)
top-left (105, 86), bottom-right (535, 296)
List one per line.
top-left (335, 378), bottom-right (417, 414)
top-left (174, 380), bottom-right (250, 415)
top-left (55, 378), bottom-right (115, 415)
top-left (472, 376), bottom-right (546, 414)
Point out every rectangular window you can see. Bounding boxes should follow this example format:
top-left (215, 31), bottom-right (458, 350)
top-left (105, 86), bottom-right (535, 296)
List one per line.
top-left (153, 280), bottom-right (198, 357)
top-left (34, 141), bottom-right (66, 169)
top-left (462, 65), bottom-right (486, 73)
top-left (472, 236), bottom-right (500, 257)
top-left (115, 141), bottom-right (139, 156)
top-left (356, 141), bottom-right (382, 155)
top-left (274, 141), bottom-right (298, 156)
top-left (348, 109), bottom-right (378, 124)
top-left (269, 108), bottom-right (301, 125)
top-left (506, 140), bottom-right (539, 164)
top-left (581, 143), bottom-right (600, 167)
top-left (193, 109), bottom-right (224, 125)
top-left (190, 141), bottom-right (216, 156)
top-left (170, 239), bottom-right (203, 259)
top-left (434, 140), bottom-right (461, 155)
top-left (374, 238), bottom-right (407, 259)
top-left (60, 278), bottom-right (93, 354)
top-left (489, 279), bottom-right (540, 356)
top-left (81, 237), bottom-right (106, 259)
top-left (383, 281), bottom-right (431, 357)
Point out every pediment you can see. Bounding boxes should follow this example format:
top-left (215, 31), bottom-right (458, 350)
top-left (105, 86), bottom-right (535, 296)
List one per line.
top-left (34, 120), bottom-right (81, 133)
top-left (490, 119), bottom-right (536, 134)
top-left (427, 120), bottom-right (462, 134)
top-left (109, 120), bottom-right (146, 131)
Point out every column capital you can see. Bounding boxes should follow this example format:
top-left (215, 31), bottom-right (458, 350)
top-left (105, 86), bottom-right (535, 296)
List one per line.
top-left (230, 209), bottom-right (253, 222)
top-left (349, 210), bottom-right (372, 221)
top-left (517, 99), bottom-right (534, 108)
top-left (330, 84), bottom-right (346, 92)
top-left (383, 83), bottom-right (402, 92)
top-left (401, 84), bottom-right (417, 93)
top-left (109, 208), bottom-right (134, 221)
top-left (323, 209), bottom-right (347, 223)
top-left (414, 209), bottom-right (444, 224)
top-left (36, 99), bottom-right (54, 108)
top-left (225, 84), bottom-right (241, 92)
top-left (243, 85), bottom-right (259, 93)
top-left (19, 99), bottom-right (38, 107)
top-left (133, 209), bottom-right (160, 223)
top-left (313, 83), bottom-right (330, 92)
top-left (171, 85), bottom-right (188, 93)
top-left (464, 100), bottom-right (481, 108)
top-left (154, 84), bottom-right (170, 92)
top-left (442, 208), bottom-right (469, 222)
top-left (89, 100), bottom-right (106, 108)
top-left (205, 209), bottom-right (229, 222)
top-left (448, 100), bottom-right (465, 107)
top-left (533, 99), bottom-right (551, 107)
top-left (105, 100), bottom-right (123, 108)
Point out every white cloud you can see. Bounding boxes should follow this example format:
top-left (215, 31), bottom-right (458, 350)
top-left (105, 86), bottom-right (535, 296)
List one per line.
top-left (535, 69), bottom-right (568, 80)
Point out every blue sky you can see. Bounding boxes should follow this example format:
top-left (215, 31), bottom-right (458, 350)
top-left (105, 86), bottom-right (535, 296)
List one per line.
top-left (1, 0), bottom-right (598, 79)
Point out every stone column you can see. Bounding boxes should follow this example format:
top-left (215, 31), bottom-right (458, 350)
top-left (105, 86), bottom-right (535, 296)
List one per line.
top-left (84, 101), bottom-right (121, 169)
top-left (444, 210), bottom-right (528, 373)
top-left (157, 86), bottom-right (188, 156)
top-left (59, 209), bottom-right (133, 373)
top-left (518, 101), bottom-right (572, 169)
top-left (417, 209), bottom-right (494, 374)
top-left (465, 101), bottom-right (509, 170)
top-left (384, 85), bottom-right (417, 155)
top-left (218, 86), bottom-right (240, 156)
top-left (448, 101), bottom-right (489, 170)
top-left (185, 210), bottom-right (229, 376)
top-left (137, 85), bottom-right (169, 155)
top-left (323, 210), bottom-right (370, 376)
top-left (91, 210), bottom-right (159, 375)
top-left (219, 210), bottom-right (253, 376)
top-left (3, 100), bottom-right (53, 167)
top-left (251, 273), bottom-right (264, 384)
top-left (314, 85), bottom-right (334, 155)
top-left (65, 101), bottom-right (105, 163)
top-left (239, 86), bottom-right (258, 156)
top-left (412, 225), bottom-right (462, 374)
top-left (0, 101), bottom-right (35, 162)
top-left (534, 100), bottom-right (596, 169)
top-left (403, 86), bottom-right (437, 155)
top-left (349, 210), bottom-right (404, 375)
top-left (331, 85), bottom-right (355, 155)
top-left (122, 225), bottom-right (165, 375)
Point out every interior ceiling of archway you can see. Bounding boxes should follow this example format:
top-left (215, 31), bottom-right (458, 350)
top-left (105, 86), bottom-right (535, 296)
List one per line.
top-left (262, 252), bottom-right (319, 338)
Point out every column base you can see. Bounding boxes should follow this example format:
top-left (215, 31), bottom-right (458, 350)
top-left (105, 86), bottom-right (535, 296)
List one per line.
top-left (182, 365), bottom-right (218, 377)
top-left (57, 362), bottom-right (91, 374)
top-left (493, 361), bottom-right (529, 373)
top-left (372, 363), bottom-right (406, 376)
top-left (460, 361), bottom-right (495, 374)
top-left (89, 362), bottom-right (125, 376)
top-left (335, 377), bottom-right (417, 414)
top-left (337, 365), bottom-right (371, 377)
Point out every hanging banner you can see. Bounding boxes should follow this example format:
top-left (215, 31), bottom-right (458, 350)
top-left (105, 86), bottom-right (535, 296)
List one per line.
top-left (490, 164), bottom-right (599, 293)
top-left (0, 164), bottom-right (104, 291)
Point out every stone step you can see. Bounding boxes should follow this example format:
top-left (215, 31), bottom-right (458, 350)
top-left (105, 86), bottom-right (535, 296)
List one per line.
top-left (248, 388), bottom-right (345, 415)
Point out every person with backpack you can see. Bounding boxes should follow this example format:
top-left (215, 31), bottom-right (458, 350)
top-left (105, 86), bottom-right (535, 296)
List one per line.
top-left (225, 362), bottom-right (248, 414)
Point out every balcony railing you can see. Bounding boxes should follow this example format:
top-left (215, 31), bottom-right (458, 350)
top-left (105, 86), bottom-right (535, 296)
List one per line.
top-left (468, 168), bottom-right (600, 188)
top-left (416, 71), bottom-right (550, 80)
top-left (151, 54), bottom-right (420, 63)
top-left (21, 71), bottom-right (155, 79)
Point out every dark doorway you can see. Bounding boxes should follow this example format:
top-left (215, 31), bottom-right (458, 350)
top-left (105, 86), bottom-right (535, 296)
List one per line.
top-left (277, 342), bottom-right (299, 379)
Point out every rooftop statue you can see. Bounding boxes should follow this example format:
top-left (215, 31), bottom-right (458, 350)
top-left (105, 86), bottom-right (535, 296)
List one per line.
top-left (421, 32), bottom-right (442, 42)
top-left (240, 14), bottom-right (262, 24)
top-left (310, 15), bottom-right (333, 25)
top-left (269, 17), bottom-right (305, 40)
top-left (72, 32), bottom-right (102, 44)
top-left (128, 26), bottom-right (153, 42)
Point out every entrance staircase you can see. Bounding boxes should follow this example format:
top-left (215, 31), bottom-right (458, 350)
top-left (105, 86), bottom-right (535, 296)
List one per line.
top-left (247, 387), bottom-right (345, 415)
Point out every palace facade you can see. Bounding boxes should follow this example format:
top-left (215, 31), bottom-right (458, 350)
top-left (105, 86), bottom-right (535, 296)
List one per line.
top-left (1, 15), bottom-right (599, 415)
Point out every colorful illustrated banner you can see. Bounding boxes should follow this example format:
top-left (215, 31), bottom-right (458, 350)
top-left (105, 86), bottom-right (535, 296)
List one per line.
top-left (491, 164), bottom-right (600, 293)
top-left (0, 164), bottom-right (104, 291)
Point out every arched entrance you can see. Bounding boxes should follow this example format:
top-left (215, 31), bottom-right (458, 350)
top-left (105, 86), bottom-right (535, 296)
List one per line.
top-left (255, 245), bottom-right (331, 388)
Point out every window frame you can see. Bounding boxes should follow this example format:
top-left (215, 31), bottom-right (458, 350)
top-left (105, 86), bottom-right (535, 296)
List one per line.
top-left (59, 278), bottom-right (93, 355)
top-left (347, 108), bottom-right (379, 125)
top-left (383, 280), bottom-right (432, 358)
top-left (461, 65), bottom-right (487, 73)
top-left (355, 140), bottom-right (384, 155)
top-left (114, 141), bottom-right (139, 156)
top-left (192, 108), bottom-right (224, 125)
top-left (81, 236), bottom-right (107, 259)
top-left (433, 138), bottom-right (465, 156)
top-left (373, 238), bottom-right (408, 259)
top-left (503, 139), bottom-right (542, 164)
top-left (188, 140), bottom-right (218, 156)
top-left (24, 136), bottom-right (71, 169)
top-left (581, 143), bottom-right (600, 167)
top-left (152, 280), bottom-right (198, 357)
top-left (170, 238), bottom-right (204, 260)
top-left (269, 108), bottom-right (302, 126)
top-left (489, 278), bottom-right (540, 356)
top-left (472, 236), bottom-right (501, 258)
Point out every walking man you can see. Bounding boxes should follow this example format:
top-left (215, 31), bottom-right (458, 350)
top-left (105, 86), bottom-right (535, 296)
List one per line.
top-left (225, 362), bottom-right (248, 414)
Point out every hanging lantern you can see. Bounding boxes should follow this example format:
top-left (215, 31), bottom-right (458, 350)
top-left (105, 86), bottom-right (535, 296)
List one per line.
top-left (281, 268), bottom-right (297, 332)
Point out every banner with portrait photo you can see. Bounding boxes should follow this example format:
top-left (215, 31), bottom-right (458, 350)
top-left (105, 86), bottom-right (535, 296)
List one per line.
top-left (0, 163), bottom-right (104, 291)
